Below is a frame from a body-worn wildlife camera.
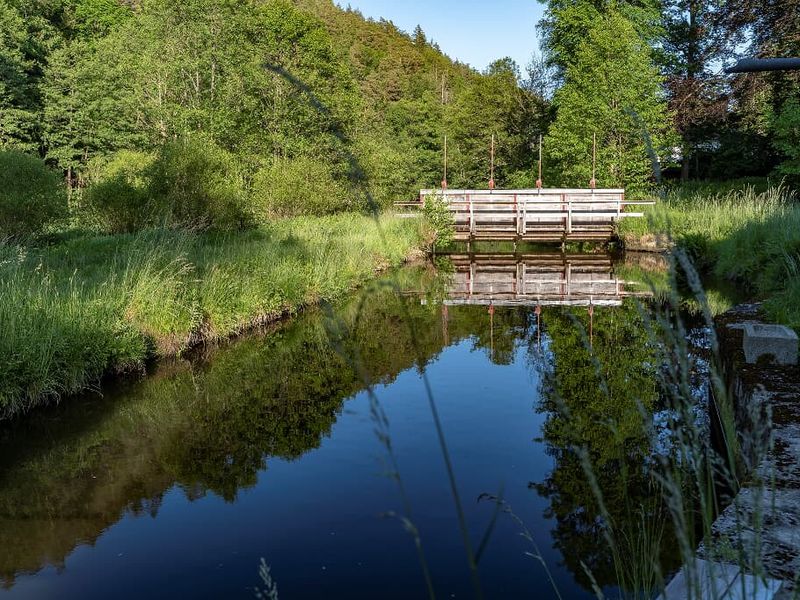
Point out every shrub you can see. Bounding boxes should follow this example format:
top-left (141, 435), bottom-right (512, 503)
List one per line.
top-left (83, 150), bottom-right (157, 233)
top-left (149, 135), bottom-right (251, 231)
top-left (0, 150), bottom-right (67, 240)
top-left (422, 192), bottom-right (454, 250)
top-left (252, 156), bottom-right (356, 219)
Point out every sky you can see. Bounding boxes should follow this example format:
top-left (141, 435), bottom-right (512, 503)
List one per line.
top-left (334, 0), bottom-right (544, 72)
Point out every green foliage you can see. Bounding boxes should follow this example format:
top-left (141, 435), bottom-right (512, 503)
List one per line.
top-left (771, 98), bottom-right (800, 187)
top-left (538, 0), bottom-right (662, 79)
top-left (252, 156), bottom-right (355, 218)
top-left (148, 135), bottom-right (250, 231)
top-left (83, 150), bottom-right (157, 233)
top-left (447, 58), bottom-right (548, 188)
top-left (421, 192), bottom-right (454, 250)
top-left (41, 37), bottom-right (146, 177)
top-left (0, 150), bottom-right (66, 239)
top-left (70, 0), bottom-right (132, 39)
top-left (619, 183), bottom-right (800, 328)
top-left (544, 11), bottom-right (671, 191)
top-left (0, 214), bottom-right (421, 416)
top-left (84, 137), bottom-right (250, 233)
top-left (0, 1), bottom-right (43, 151)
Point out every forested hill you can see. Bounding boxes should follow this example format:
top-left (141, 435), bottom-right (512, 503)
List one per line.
top-left (1, 0), bottom-right (547, 214)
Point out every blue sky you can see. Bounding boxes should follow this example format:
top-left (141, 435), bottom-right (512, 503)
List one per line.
top-left (334, 1), bottom-right (544, 72)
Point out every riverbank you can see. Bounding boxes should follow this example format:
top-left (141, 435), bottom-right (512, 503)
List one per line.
top-left (0, 213), bottom-right (423, 419)
top-left (617, 182), bottom-right (800, 329)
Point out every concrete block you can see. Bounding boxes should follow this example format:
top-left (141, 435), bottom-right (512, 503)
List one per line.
top-left (743, 324), bottom-right (798, 366)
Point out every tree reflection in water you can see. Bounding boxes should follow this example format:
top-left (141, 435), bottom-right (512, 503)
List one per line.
top-left (0, 264), bottom-right (530, 588)
top-left (532, 299), bottom-right (683, 593)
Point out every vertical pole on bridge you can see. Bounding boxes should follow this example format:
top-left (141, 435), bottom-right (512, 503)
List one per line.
top-left (590, 132), bottom-right (597, 190)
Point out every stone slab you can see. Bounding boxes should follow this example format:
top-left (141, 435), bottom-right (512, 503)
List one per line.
top-left (661, 558), bottom-right (784, 600)
top-left (709, 488), bottom-right (800, 584)
top-left (743, 323), bottom-right (798, 366)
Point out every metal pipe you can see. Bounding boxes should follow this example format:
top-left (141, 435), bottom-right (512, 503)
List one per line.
top-left (725, 57), bottom-right (800, 73)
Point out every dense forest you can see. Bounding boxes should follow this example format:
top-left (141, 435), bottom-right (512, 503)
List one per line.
top-left (0, 0), bottom-right (550, 236)
top-left (1, 0), bottom-right (798, 238)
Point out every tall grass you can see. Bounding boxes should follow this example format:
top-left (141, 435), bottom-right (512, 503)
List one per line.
top-left (0, 214), bottom-right (422, 418)
top-left (618, 183), bottom-right (800, 327)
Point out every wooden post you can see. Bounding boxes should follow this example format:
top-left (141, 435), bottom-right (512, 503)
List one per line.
top-left (469, 260), bottom-right (475, 296)
top-left (567, 195), bottom-right (572, 234)
top-left (468, 193), bottom-right (474, 236)
top-left (522, 194), bottom-right (527, 235)
top-left (566, 261), bottom-right (572, 297)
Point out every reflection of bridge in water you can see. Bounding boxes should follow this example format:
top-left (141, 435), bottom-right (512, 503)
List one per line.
top-left (441, 252), bottom-right (652, 307)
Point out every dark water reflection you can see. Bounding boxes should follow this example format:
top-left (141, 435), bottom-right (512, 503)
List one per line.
top-left (0, 254), bottom-right (727, 599)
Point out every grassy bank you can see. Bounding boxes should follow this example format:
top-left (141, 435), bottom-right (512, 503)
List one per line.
top-left (0, 213), bottom-right (422, 419)
top-left (618, 182), bottom-right (800, 328)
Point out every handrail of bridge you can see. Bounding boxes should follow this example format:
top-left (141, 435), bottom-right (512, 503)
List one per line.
top-left (414, 188), bottom-right (654, 237)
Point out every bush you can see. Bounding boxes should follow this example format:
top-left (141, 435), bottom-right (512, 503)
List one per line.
top-left (83, 137), bottom-right (251, 233)
top-left (83, 150), bottom-right (157, 233)
top-left (149, 135), bottom-right (251, 231)
top-left (422, 192), bottom-right (454, 250)
top-left (0, 150), bottom-right (67, 240)
top-left (252, 156), bottom-right (356, 219)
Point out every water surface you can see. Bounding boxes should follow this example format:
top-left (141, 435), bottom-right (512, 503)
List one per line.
top-left (0, 253), bottom-right (724, 598)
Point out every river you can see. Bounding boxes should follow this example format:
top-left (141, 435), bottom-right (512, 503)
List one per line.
top-left (0, 251), bottom-right (740, 599)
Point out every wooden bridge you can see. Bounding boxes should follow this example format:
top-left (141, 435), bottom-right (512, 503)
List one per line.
top-left (439, 252), bottom-right (651, 307)
top-left (413, 188), bottom-right (651, 242)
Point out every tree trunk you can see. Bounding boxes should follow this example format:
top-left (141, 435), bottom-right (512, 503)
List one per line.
top-left (681, 150), bottom-right (690, 182)
top-left (66, 167), bottom-right (72, 202)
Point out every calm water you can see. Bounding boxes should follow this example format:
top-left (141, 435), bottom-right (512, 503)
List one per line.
top-left (0, 254), bottom-right (725, 599)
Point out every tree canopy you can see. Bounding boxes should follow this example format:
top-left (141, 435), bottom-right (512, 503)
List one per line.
top-left (0, 0), bottom-right (797, 232)
top-left (544, 11), bottom-right (670, 190)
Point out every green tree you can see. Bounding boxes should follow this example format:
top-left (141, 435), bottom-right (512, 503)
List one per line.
top-left (544, 11), bottom-right (671, 191)
top-left (0, 1), bottom-right (43, 151)
top-left (537, 0), bottom-right (662, 80)
top-left (772, 98), bottom-right (800, 187)
top-left (448, 58), bottom-right (544, 188)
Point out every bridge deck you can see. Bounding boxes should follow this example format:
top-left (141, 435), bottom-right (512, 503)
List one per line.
top-left (417, 189), bottom-right (651, 242)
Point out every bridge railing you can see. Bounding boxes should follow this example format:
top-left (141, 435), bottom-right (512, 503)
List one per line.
top-left (416, 189), bottom-right (653, 240)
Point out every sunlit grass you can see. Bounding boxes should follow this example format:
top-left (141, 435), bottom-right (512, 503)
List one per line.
top-left (0, 214), bottom-right (422, 418)
top-left (618, 183), bottom-right (800, 328)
